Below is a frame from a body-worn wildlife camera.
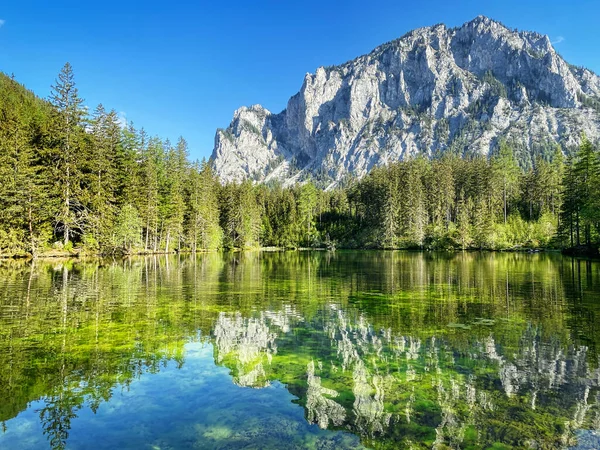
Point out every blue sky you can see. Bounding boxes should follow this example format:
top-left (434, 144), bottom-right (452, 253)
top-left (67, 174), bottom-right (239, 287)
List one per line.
top-left (1, 0), bottom-right (599, 161)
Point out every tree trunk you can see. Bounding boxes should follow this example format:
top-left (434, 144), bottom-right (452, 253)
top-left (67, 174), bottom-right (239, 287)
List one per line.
top-left (503, 186), bottom-right (507, 224)
top-left (153, 224), bottom-right (158, 252)
top-left (529, 200), bottom-right (532, 220)
top-left (575, 211), bottom-right (581, 245)
top-left (64, 176), bottom-right (70, 246)
top-left (145, 216), bottom-right (150, 252)
top-left (585, 224), bottom-right (591, 246)
top-left (64, 117), bottom-right (71, 246)
top-left (570, 217), bottom-right (574, 248)
top-left (576, 212), bottom-right (581, 246)
top-left (28, 199), bottom-right (35, 257)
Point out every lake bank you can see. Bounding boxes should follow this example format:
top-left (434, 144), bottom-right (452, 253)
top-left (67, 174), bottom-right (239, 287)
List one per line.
top-left (0, 244), bottom-right (591, 261)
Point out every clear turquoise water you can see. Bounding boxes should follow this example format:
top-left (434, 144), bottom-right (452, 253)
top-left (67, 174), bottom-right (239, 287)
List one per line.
top-left (0, 251), bottom-right (599, 449)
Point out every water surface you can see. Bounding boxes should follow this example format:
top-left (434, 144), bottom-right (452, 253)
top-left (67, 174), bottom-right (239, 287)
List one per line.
top-left (1, 251), bottom-right (600, 449)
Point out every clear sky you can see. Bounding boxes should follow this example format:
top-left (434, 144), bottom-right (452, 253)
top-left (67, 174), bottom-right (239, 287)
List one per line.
top-left (1, 0), bottom-right (599, 160)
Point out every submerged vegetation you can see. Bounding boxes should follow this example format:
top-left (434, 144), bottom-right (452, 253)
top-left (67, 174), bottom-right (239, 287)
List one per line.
top-left (0, 252), bottom-right (600, 449)
top-left (1, 66), bottom-right (600, 256)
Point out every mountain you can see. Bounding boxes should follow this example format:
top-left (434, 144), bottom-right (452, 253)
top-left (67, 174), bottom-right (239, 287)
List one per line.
top-left (211, 16), bottom-right (600, 188)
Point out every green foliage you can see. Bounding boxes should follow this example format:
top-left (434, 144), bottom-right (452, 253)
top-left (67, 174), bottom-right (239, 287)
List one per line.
top-left (0, 69), bottom-right (226, 255)
top-left (0, 68), bottom-right (597, 255)
top-left (577, 92), bottom-right (600, 114)
top-left (492, 141), bottom-right (521, 224)
top-left (111, 204), bottom-right (143, 253)
top-left (80, 232), bottom-right (99, 254)
top-left (186, 160), bottom-right (222, 251)
top-left (296, 182), bottom-right (319, 246)
top-left (559, 135), bottom-right (600, 249)
top-left (219, 181), bottom-right (261, 249)
top-left (48, 62), bottom-right (87, 246)
top-left (0, 73), bottom-right (54, 255)
top-left (481, 70), bottom-right (508, 98)
top-left (342, 145), bottom-right (567, 250)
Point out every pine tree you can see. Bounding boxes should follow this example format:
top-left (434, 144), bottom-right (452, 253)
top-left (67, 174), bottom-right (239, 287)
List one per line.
top-left (86, 104), bottom-right (118, 247)
top-left (549, 146), bottom-right (565, 217)
top-left (455, 190), bottom-right (472, 250)
top-left (161, 137), bottom-right (188, 252)
top-left (238, 181), bottom-right (261, 248)
top-left (297, 182), bottom-right (319, 246)
top-left (140, 136), bottom-right (162, 251)
top-left (379, 165), bottom-right (399, 248)
top-left (492, 142), bottom-right (520, 224)
top-left (559, 155), bottom-right (578, 247)
top-left (115, 121), bottom-right (140, 206)
top-left (400, 158), bottom-right (428, 247)
top-left (469, 156), bottom-right (496, 248)
top-left (186, 160), bottom-right (222, 251)
top-left (574, 136), bottom-right (600, 245)
top-left (48, 63), bottom-right (86, 246)
top-left (0, 74), bottom-right (52, 254)
top-left (112, 204), bottom-right (142, 253)
top-left (220, 182), bottom-right (260, 249)
top-left (427, 155), bottom-right (455, 227)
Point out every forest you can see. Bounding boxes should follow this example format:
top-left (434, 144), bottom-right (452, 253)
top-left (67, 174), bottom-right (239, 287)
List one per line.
top-left (1, 64), bottom-right (599, 257)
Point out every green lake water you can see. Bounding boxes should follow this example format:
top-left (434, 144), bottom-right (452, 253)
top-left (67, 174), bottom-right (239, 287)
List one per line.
top-left (0, 251), bottom-right (599, 449)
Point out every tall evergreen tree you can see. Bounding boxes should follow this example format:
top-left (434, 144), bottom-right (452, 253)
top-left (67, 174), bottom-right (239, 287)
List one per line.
top-left (186, 160), bottom-right (222, 251)
top-left (559, 154), bottom-right (578, 247)
top-left (0, 74), bottom-right (52, 254)
top-left (48, 63), bottom-right (86, 246)
top-left (297, 182), bottom-right (319, 246)
top-left (161, 137), bottom-right (188, 252)
top-left (140, 136), bottom-right (162, 251)
top-left (85, 104), bottom-right (118, 247)
top-left (492, 142), bottom-right (520, 224)
top-left (574, 136), bottom-right (600, 245)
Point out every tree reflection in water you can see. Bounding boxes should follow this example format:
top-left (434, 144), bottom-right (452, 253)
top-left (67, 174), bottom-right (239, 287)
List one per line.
top-left (0, 251), bottom-right (599, 449)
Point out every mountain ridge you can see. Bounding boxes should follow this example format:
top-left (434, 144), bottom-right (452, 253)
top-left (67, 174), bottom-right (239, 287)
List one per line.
top-left (211, 16), bottom-right (600, 188)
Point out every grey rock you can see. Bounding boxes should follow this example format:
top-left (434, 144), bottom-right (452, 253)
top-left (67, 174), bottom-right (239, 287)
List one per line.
top-left (211, 16), bottom-right (600, 188)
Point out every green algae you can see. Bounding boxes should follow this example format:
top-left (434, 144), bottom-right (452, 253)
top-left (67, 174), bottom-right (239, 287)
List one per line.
top-left (0, 251), bottom-right (599, 449)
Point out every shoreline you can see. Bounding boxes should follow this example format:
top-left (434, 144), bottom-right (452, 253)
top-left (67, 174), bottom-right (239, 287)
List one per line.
top-left (0, 245), bottom-right (593, 261)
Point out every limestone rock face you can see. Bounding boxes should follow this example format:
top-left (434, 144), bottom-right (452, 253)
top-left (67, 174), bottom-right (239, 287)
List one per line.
top-left (211, 16), bottom-right (600, 188)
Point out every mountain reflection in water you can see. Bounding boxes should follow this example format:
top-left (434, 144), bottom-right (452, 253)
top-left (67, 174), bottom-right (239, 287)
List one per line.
top-left (0, 251), bottom-right (599, 449)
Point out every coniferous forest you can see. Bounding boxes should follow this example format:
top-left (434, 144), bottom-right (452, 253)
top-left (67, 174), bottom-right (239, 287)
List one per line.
top-left (1, 64), bottom-right (600, 257)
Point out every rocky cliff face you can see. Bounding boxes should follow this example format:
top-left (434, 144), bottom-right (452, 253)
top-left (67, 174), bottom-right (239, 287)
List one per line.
top-left (211, 16), bottom-right (600, 188)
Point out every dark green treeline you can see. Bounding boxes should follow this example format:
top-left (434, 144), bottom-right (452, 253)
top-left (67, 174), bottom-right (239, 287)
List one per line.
top-left (1, 65), bottom-right (599, 256)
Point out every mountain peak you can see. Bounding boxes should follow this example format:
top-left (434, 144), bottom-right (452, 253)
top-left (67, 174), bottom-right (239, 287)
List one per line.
top-left (212, 18), bottom-right (600, 187)
top-left (467, 15), bottom-right (497, 26)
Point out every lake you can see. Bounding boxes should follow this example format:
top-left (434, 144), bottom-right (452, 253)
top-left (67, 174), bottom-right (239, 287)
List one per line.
top-left (0, 251), bottom-right (599, 449)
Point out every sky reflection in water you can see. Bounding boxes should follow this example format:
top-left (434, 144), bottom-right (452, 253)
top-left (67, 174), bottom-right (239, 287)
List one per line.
top-left (0, 251), bottom-right (599, 449)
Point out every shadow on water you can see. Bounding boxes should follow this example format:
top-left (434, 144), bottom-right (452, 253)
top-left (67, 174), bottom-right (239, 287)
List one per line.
top-left (0, 251), bottom-right (599, 449)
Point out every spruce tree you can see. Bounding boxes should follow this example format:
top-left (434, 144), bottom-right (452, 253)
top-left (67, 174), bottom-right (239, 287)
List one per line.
top-left (86, 104), bottom-right (118, 247)
top-left (0, 74), bottom-right (52, 254)
top-left (186, 160), bottom-right (222, 251)
top-left (48, 63), bottom-right (86, 246)
top-left (492, 142), bottom-right (520, 224)
top-left (574, 136), bottom-right (600, 245)
top-left (297, 182), bottom-right (319, 246)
